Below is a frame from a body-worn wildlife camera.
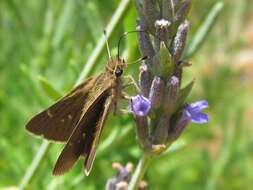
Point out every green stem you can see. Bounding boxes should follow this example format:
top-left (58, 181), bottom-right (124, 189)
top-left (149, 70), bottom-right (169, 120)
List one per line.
top-left (76, 0), bottom-right (131, 84)
top-left (127, 154), bottom-right (152, 190)
top-left (19, 141), bottom-right (51, 190)
top-left (184, 1), bottom-right (224, 59)
top-left (18, 1), bottom-right (131, 189)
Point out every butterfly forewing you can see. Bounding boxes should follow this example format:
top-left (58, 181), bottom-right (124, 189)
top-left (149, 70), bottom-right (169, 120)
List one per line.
top-left (26, 77), bottom-right (96, 142)
top-left (26, 58), bottom-right (126, 176)
top-left (52, 89), bottom-right (112, 175)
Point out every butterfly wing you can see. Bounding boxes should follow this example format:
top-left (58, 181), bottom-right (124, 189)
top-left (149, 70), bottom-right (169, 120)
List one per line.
top-left (84, 95), bottom-right (113, 175)
top-left (52, 90), bottom-right (113, 175)
top-left (26, 77), bottom-right (96, 142)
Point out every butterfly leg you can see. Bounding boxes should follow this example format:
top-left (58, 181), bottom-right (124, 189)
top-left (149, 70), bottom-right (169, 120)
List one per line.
top-left (113, 99), bottom-right (130, 116)
top-left (111, 86), bottom-right (122, 116)
top-left (122, 75), bottom-right (140, 93)
top-left (113, 100), bottom-right (119, 115)
top-left (111, 90), bottom-right (131, 115)
top-left (112, 94), bottom-right (131, 115)
top-left (120, 92), bottom-right (131, 100)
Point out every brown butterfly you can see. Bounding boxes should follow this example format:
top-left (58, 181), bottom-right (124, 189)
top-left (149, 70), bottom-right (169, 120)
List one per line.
top-left (26, 38), bottom-right (128, 175)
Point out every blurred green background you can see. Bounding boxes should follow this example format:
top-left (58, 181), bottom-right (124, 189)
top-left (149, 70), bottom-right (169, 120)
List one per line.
top-left (0, 0), bottom-right (253, 189)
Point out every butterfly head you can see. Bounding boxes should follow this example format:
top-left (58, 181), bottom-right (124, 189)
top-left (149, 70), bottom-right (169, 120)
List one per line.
top-left (106, 58), bottom-right (127, 78)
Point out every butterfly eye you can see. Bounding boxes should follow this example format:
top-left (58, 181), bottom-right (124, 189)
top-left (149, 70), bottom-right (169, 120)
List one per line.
top-left (115, 67), bottom-right (123, 77)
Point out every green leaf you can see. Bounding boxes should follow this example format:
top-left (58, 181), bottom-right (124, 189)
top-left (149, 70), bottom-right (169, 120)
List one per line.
top-left (82, 2), bottom-right (103, 41)
top-left (38, 76), bottom-right (62, 101)
top-left (152, 42), bottom-right (173, 78)
top-left (174, 79), bottom-right (195, 111)
top-left (184, 1), bottom-right (224, 59)
top-left (160, 41), bottom-right (174, 77)
top-left (171, 0), bottom-right (192, 36)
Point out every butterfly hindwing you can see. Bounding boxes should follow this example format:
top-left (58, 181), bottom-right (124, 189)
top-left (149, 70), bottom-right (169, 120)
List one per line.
top-left (84, 96), bottom-right (113, 175)
top-left (52, 90), bottom-right (112, 175)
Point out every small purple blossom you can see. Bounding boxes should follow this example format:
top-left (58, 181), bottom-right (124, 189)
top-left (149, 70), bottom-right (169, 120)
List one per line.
top-left (183, 100), bottom-right (209, 124)
top-left (130, 95), bottom-right (151, 117)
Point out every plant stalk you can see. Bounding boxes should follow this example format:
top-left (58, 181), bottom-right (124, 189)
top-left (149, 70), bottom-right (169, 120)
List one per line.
top-left (18, 0), bottom-right (131, 189)
top-left (127, 153), bottom-right (152, 190)
top-left (19, 141), bottom-right (51, 190)
top-left (76, 0), bottom-right (131, 84)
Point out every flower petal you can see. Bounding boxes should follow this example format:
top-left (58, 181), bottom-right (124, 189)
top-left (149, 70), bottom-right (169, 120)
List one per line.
top-left (190, 112), bottom-right (209, 124)
top-left (190, 100), bottom-right (208, 111)
top-left (183, 100), bottom-right (209, 124)
top-left (130, 95), bottom-right (151, 117)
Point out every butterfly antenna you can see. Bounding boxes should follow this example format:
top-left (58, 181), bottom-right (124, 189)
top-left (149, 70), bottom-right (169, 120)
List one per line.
top-left (103, 30), bottom-right (111, 59)
top-left (117, 32), bottom-right (126, 60)
top-left (127, 56), bottom-right (149, 65)
top-left (117, 30), bottom-right (147, 60)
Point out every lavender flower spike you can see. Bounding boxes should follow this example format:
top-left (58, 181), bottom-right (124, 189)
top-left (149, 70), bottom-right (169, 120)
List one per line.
top-left (130, 95), bottom-right (151, 117)
top-left (183, 100), bottom-right (209, 124)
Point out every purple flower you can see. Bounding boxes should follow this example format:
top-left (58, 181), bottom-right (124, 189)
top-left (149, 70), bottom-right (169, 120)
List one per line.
top-left (183, 100), bottom-right (209, 124)
top-left (130, 95), bottom-right (151, 116)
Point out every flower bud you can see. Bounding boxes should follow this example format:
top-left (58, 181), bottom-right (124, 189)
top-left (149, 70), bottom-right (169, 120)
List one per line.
top-left (116, 182), bottom-right (128, 190)
top-left (170, 20), bottom-right (189, 64)
top-left (154, 19), bottom-right (171, 50)
top-left (145, 0), bottom-right (159, 33)
top-left (164, 76), bottom-right (179, 115)
top-left (106, 163), bottom-right (133, 190)
top-left (134, 0), bottom-right (159, 34)
top-left (149, 76), bottom-right (165, 109)
top-left (169, 0), bottom-right (191, 37)
top-left (153, 116), bottom-right (169, 144)
top-left (173, 0), bottom-right (184, 11)
top-left (139, 64), bottom-right (153, 97)
top-left (138, 181), bottom-right (148, 190)
top-left (167, 111), bottom-right (190, 142)
top-left (174, 0), bottom-right (191, 26)
top-left (136, 20), bottom-right (155, 69)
